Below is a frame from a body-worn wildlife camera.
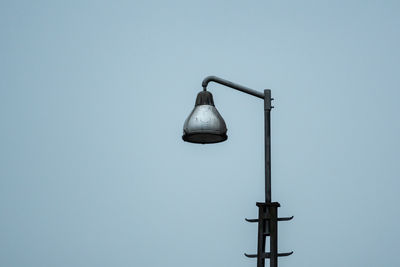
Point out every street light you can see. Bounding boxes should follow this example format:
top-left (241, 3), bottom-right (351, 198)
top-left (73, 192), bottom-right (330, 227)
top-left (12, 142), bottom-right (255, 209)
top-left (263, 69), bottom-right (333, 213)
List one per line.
top-left (182, 90), bottom-right (227, 144)
top-left (182, 76), bottom-right (293, 267)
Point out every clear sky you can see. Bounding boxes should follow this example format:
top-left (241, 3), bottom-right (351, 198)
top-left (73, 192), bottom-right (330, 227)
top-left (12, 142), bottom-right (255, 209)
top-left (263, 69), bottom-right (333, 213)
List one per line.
top-left (1, 1), bottom-right (400, 267)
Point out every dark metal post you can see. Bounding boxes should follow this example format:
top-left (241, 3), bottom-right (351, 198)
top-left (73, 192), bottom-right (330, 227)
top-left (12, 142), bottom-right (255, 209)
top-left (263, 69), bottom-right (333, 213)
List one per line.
top-left (269, 203), bottom-right (279, 267)
top-left (256, 204), bottom-right (267, 267)
top-left (264, 90), bottom-right (273, 267)
top-left (264, 89), bottom-right (272, 204)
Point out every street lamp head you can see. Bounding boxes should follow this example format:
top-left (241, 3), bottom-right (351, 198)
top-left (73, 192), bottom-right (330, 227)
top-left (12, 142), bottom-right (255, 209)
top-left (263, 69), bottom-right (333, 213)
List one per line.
top-left (182, 90), bottom-right (227, 144)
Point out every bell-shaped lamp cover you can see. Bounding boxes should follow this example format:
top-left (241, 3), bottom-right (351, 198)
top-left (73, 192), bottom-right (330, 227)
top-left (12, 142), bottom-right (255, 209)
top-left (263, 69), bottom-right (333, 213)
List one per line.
top-left (182, 91), bottom-right (227, 144)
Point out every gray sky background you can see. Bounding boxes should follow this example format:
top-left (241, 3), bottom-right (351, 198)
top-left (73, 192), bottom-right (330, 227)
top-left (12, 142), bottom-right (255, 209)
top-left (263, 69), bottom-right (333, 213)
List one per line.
top-left (1, 1), bottom-right (400, 267)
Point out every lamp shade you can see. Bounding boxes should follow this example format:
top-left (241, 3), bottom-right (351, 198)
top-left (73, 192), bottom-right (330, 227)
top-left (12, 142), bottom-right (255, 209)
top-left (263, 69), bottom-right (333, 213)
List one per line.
top-left (182, 91), bottom-right (227, 144)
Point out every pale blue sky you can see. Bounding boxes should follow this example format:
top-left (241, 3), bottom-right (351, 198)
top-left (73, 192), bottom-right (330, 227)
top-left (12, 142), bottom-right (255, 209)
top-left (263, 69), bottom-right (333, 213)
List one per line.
top-left (1, 1), bottom-right (400, 267)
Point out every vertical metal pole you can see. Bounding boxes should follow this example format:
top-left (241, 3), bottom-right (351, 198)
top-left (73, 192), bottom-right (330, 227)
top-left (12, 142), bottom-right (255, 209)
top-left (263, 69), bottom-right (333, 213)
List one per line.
top-left (264, 90), bottom-right (276, 267)
top-left (264, 89), bottom-right (272, 204)
top-left (269, 205), bottom-right (278, 267)
top-left (256, 204), bottom-right (266, 267)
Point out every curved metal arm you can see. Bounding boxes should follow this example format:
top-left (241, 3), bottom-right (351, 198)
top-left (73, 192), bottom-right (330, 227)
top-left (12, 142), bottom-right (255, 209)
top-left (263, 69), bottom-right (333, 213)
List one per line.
top-left (202, 76), bottom-right (264, 99)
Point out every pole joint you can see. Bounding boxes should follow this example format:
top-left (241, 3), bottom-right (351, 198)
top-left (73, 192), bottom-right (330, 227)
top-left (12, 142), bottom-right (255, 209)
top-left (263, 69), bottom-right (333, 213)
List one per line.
top-left (264, 89), bottom-right (273, 110)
